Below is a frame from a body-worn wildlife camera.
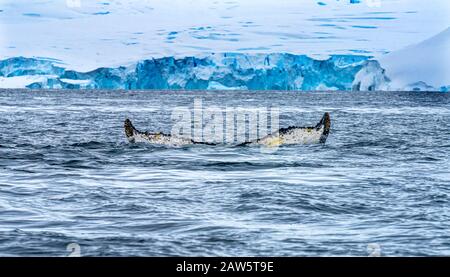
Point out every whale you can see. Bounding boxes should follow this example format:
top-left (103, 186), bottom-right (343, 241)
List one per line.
top-left (242, 112), bottom-right (330, 146)
top-left (124, 112), bottom-right (330, 146)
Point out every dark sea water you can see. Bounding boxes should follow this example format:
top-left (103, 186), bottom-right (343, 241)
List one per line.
top-left (0, 89), bottom-right (449, 257)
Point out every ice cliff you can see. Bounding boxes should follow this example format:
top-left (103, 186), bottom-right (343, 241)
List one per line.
top-left (0, 54), bottom-right (393, 91)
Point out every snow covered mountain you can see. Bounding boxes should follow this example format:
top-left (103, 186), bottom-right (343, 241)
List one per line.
top-left (380, 27), bottom-right (450, 91)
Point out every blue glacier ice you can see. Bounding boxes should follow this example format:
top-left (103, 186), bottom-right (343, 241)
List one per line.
top-left (0, 53), bottom-right (396, 91)
top-left (0, 57), bottom-right (64, 78)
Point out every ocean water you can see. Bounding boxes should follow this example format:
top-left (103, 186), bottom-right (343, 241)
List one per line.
top-left (0, 89), bottom-right (449, 257)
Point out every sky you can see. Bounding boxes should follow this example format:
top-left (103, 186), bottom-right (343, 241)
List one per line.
top-left (0, 0), bottom-right (449, 71)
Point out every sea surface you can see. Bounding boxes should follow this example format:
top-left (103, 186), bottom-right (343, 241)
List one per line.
top-left (0, 89), bottom-right (449, 257)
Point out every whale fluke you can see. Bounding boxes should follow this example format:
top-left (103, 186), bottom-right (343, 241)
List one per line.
top-left (124, 113), bottom-right (331, 146)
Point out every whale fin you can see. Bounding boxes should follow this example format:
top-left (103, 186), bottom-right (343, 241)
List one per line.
top-left (124, 118), bottom-right (139, 143)
top-left (316, 112), bottom-right (331, 143)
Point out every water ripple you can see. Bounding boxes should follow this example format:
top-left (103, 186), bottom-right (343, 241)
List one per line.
top-left (0, 90), bottom-right (449, 256)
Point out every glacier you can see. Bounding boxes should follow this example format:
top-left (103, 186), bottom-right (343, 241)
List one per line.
top-left (0, 0), bottom-right (448, 91)
top-left (0, 54), bottom-right (393, 91)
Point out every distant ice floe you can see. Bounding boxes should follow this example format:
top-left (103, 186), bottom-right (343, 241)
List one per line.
top-left (0, 75), bottom-right (56, 89)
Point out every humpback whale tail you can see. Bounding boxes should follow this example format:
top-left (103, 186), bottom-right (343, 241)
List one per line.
top-left (124, 112), bottom-right (331, 145)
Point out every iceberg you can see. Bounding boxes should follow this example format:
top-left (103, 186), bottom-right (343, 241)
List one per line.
top-left (351, 60), bottom-right (390, 91)
top-left (0, 53), bottom-right (391, 91)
